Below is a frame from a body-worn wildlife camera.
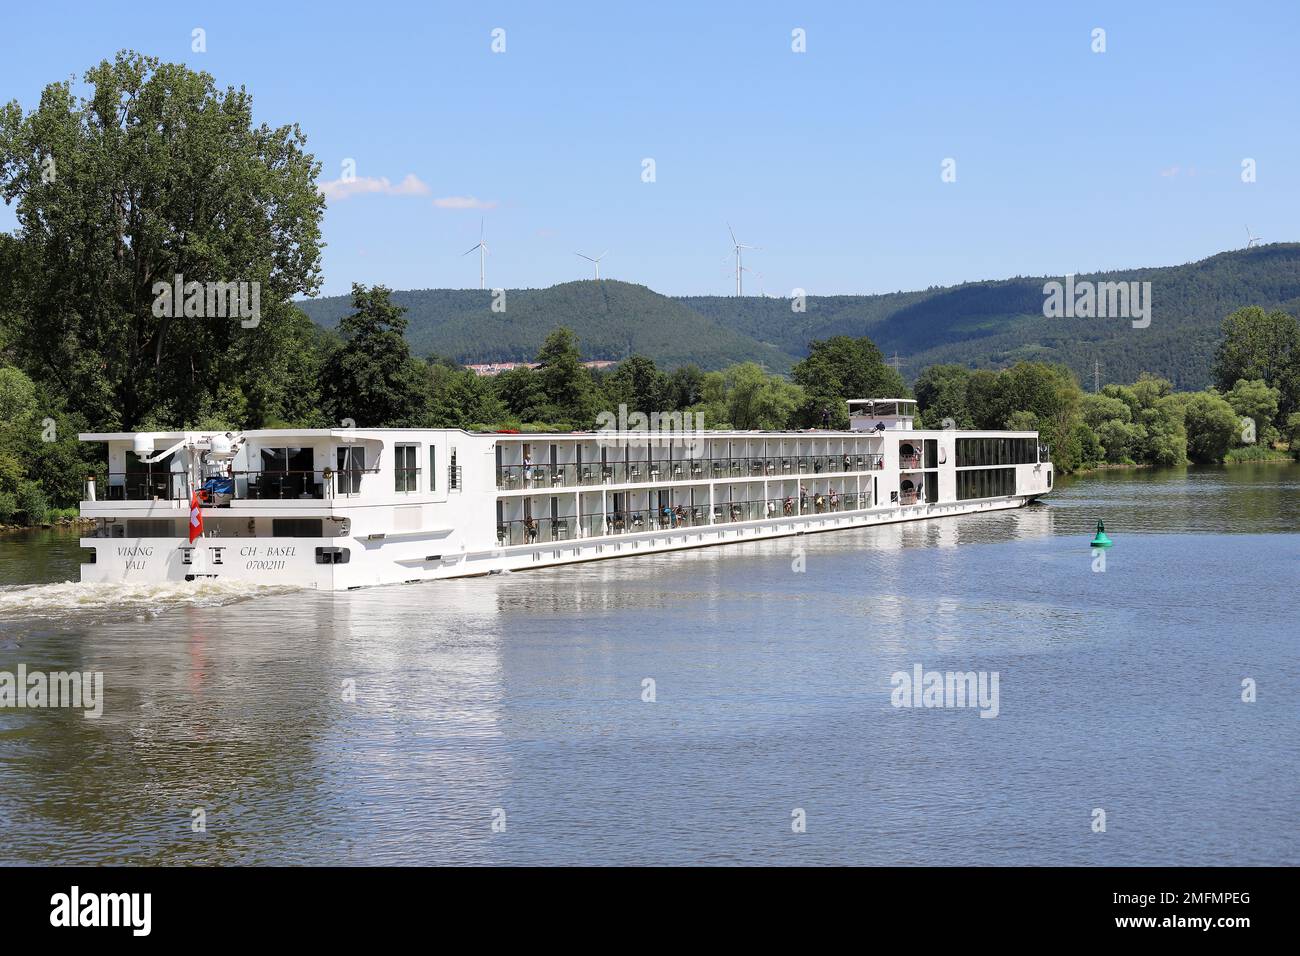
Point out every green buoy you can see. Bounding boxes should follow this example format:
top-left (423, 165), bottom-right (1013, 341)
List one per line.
top-left (1090, 520), bottom-right (1112, 549)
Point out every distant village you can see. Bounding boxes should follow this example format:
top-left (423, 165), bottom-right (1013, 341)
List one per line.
top-left (464, 360), bottom-right (618, 377)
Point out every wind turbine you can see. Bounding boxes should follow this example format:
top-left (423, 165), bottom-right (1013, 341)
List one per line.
top-left (575, 250), bottom-right (608, 280)
top-left (728, 223), bottom-right (760, 296)
top-left (462, 219), bottom-right (489, 289)
top-left (1245, 225), bottom-right (1263, 249)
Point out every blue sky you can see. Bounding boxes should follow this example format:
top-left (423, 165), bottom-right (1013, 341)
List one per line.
top-left (2, 1), bottom-right (1297, 298)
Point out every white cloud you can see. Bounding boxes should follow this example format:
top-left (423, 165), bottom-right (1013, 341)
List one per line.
top-left (319, 173), bottom-right (431, 201)
top-left (432, 196), bottom-right (499, 210)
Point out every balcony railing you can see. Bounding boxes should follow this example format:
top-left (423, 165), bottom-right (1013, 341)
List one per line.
top-left (496, 492), bottom-right (872, 546)
top-left (898, 454), bottom-right (923, 469)
top-left (84, 469), bottom-right (380, 504)
top-left (495, 454), bottom-right (884, 490)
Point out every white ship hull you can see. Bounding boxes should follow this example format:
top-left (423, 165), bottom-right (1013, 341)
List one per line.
top-left (77, 402), bottom-right (1054, 591)
top-left (80, 495), bottom-right (1042, 590)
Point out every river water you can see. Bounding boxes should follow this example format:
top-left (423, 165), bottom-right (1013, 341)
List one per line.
top-left (0, 464), bottom-right (1296, 865)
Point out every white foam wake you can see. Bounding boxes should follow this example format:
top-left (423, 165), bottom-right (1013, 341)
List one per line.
top-left (0, 579), bottom-right (297, 622)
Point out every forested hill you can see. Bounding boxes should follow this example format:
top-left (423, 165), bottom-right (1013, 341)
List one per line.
top-left (297, 244), bottom-right (1300, 388)
top-left (297, 281), bottom-right (794, 372)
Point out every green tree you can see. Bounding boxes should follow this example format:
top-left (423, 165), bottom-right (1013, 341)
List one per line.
top-left (1224, 378), bottom-right (1281, 446)
top-left (320, 285), bottom-right (427, 427)
top-left (534, 327), bottom-right (599, 426)
top-left (666, 364), bottom-right (706, 409)
top-left (418, 361), bottom-right (507, 429)
top-left (966, 369), bottom-right (1013, 431)
top-left (0, 51), bottom-right (325, 430)
top-left (1074, 422), bottom-right (1104, 468)
top-left (1286, 412), bottom-right (1300, 459)
top-left (791, 336), bottom-right (906, 427)
top-left (604, 355), bottom-right (669, 415)
top-left (0, 364), bottom-right (91, 522)
top-left (913, 364), bottom-right (973, 429)
top-left (722, 363), bottom-right (804, 430)
top-left (963, 362), bottom-right (1085, 471)
top-left (493, 366), bottom-right (548, 423)
top-left (1181, 391), bottom-right (1239, 463)
top-left (1082, 392), bottom-right (1142, 463)
top-left (1212, 307), bottom-right (1300, 421)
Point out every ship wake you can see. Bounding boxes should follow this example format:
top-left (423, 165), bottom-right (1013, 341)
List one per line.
top-left (0, 579), bottom-right (298, 626)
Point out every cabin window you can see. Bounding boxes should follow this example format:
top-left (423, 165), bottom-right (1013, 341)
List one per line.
top-left (429, 445), bottom-right (437, 492)
top-left (449, 448), bottom-right (459, 490)
top-left (394, 444), bottom-right (418, 492)
top-left (336, 446), bottom-right (366, 494)
top-left (272, 518), bottom-right (324, 537)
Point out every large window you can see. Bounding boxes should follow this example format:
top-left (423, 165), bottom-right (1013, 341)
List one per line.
top-left (956, 468), bottom-right (1017, 500)
top-left (394, 444), bottom-right (418, 492)
top-left (125, 451), bottom-right (177, 500)
top-left (257, 447), bottom-right (315, 498)
top-left (429, 445), bottom-right (437, 492)
top-left (956, 438), bottom-right (1038, 467)
top-left (336, 446), bottom-right (366, 495)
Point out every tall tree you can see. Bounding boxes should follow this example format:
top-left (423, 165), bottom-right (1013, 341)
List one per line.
top-left (790, 335), bottom-right (907, 427)
top-left (0, 51), bottom-right (325, 429)
top-left (913, 364), bottom-right (973, 428)
top-left (604, 355), bottom-right (668, 414)
top-left (535, 327), bottom-right (598, 426)
top-left (320, 285), bottom-right (427, 426)
top-left (1212, 306), bottom-right (1300, 421)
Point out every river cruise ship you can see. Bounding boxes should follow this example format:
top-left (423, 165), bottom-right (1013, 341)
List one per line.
top-left (78, 399), bottom-right (1053, 590)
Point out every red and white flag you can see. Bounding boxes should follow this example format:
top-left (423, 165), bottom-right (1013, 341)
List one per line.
top-left (188, 492), bottom-right (204, 543)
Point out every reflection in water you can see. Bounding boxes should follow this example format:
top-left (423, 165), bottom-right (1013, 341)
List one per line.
top-left (0, 464), bottom-right (1296, 864)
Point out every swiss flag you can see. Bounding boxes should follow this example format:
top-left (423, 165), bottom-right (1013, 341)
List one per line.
top-left (188, 492), bottom-right (204, 543)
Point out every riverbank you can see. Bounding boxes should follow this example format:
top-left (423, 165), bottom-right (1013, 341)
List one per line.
top-left (1067, 449), bottom-right (1295, 477)
top-left (0, 515), bottom-right (94, 536)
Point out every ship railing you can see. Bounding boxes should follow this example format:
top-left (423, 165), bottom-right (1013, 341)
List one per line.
top-left (226, 469), bottom-right (339, 501)
top-left (84, 472), bottom-right (185, 502)
top-left (199, 468), bottom-right (378, 502)
top-left (495, 454), bottom-right (886, 490)
top-left (495, 493), bottom-right (875, 546)
top-left (899, 455), bottom-right (923, 469)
